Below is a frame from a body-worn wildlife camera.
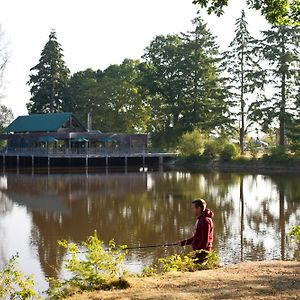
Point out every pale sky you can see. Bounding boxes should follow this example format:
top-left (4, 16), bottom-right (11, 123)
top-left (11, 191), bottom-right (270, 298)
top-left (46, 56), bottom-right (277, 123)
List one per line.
top-left (0, 0), bottom-right (269, 117)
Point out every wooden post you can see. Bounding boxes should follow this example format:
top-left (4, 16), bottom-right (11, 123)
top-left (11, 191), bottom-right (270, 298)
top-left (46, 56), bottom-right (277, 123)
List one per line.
top-left (86, 156), bottom-right (88, 169)
top-left (125, 156), bottom-right (128, 174)
top-left (159, 155), bottom-right (163, 165)
top-left (31, 155), bottom-right (34, 175)
top-left (142, 155), bottom-right (145, 167)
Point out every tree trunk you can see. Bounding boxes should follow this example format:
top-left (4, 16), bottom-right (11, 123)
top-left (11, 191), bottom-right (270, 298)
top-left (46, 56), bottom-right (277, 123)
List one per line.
top-left (279, 33), bottom-right (286, 147)
top-left (279, 74), bottom-right (286, 147)
top-left (240, 43), bottom-right (245, 154)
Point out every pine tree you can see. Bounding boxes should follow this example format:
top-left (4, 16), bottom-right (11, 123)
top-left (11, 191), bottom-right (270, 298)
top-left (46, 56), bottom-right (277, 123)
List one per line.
top-left (182, 15), bottom-right (231, 132)
top-left (223, 10), bottom-right (263, 154)
top-left (142, 15), bottom-right (230, 147)
top-left (27, 31), bottom-right (70, 113)
top-left (251, 25), bottom-right (300, 146)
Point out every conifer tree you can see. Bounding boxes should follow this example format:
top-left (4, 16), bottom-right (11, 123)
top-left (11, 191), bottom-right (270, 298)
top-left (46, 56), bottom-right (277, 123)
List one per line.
top-left (223, 10), bottom-right (263, 154)
top-left (251, 25), bottom-right (300, 146)
top-left (27, 31), bottom-right (70, 113)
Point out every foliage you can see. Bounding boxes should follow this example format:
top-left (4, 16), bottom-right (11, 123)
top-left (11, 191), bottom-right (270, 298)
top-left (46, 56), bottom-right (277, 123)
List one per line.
top-left (46, 232), bottom-right (129, 299)
top-left (0, 255), bottom-right (40, 299)
top-left (202, 140), bottom-right (220, 160)
top-left (27, 30), bottom-right (70, 113)
top-left (179, 129), bottom-right (206, 157)
top-left (250, 25), bottom-right (300, 146)
top-left (262, 146), bottom-right (295, 163)
top-left (141, 15), bottom-right (230, 147)
top-left (220, 144), bottom-right (239, 161)
top-left (287, 118), bottom-right (300, 153)
top-left (143, 250), bottom-right (219, 276)
top-left (288, 225), bottom-right (300, 243)
top-left (64, 60), bottom-right (149, 133)
top-left (223, 10), bottom-right (263, 154)
top-left (192, 0), bottom-right (300, 25)
top-left (0, 25), bottom-right (9, 94)
top-left (0, 104), bottom-right (13, 132)
top-left (248, 139), bottom-right (258, 159)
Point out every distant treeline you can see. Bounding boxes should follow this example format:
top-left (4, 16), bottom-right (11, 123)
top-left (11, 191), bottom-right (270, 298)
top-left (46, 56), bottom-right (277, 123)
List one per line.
top-left (26, 12), bottom-right (300, 150)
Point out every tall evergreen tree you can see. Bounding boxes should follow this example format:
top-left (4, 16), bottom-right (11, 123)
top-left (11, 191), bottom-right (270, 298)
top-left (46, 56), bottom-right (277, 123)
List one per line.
top-left (223, 10), bottom-right (263, 154)
top-left (251, 25), bottom-right (300, 146)
top-left (27, 31), bottom-right (70, 113)
top-left (142, 15), bottom-right (230, 147)
top-left (182, 16), bottom-right (231, 132)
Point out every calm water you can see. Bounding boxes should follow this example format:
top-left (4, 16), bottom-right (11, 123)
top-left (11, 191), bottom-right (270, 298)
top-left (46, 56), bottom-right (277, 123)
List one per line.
top-left (0, 168), bottom-right (299, 291)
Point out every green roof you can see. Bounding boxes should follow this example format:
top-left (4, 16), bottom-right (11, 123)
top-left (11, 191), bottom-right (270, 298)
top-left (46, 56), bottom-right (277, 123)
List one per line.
top-left (4, 113), bottom-right (86, 133)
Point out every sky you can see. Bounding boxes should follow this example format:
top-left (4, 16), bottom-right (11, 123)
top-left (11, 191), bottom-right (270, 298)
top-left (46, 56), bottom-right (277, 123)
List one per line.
top-left (0, 0), bottom-right (269, 117)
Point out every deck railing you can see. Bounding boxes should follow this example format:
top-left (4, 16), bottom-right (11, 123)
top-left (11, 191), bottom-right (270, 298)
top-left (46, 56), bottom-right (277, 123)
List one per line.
top-left (0, 147), bottom-right (175, 157)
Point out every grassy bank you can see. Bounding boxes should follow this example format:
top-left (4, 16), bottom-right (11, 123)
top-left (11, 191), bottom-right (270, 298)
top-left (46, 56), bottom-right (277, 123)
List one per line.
top-left (174, 154), bottom-right (300, 172)
top-left (67, 260), bottom-right (300, 300)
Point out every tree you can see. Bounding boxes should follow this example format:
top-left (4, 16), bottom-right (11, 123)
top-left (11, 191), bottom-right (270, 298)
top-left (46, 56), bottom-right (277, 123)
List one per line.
top-left (0, 104), bottom-right (13, 132)
top-left (63, 68), bottom-right (101, 127)
top-left (192, 0), bottom-right (300, 25)
top-left (65, 59), bottom-right (149, 133)
top-left (179, 129), bottom-right (206, 157)
top-left (250, 25), bottom-right (300, 146)
top-left (141, 16), bottom-right (230, 148)
top-left (182, 16), bottom-right (231, 132)
top-left (287, 118), bottom-right (300, 152)
top-left (141, 34), bottom-right (188, 147)
top-left (223, 10), bottom-right (263, 154)
top-left (95, 59), bottom-right (149, 133)
top-left (27, 30), bottom-right (70, 113)
top-left (0, 25), bottom-right (9, 96)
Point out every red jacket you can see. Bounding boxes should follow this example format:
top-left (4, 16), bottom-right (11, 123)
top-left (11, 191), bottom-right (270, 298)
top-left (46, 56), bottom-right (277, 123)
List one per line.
top-left (181, 208), bottom-right (214, 251)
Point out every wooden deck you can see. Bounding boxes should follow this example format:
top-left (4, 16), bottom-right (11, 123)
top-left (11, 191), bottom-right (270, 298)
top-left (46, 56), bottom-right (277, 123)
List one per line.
top-left (0, 151), bottom-right (177, 169)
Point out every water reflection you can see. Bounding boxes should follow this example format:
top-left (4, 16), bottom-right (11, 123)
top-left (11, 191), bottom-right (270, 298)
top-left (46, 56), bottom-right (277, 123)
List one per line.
top-left (0, 170), bottom-right (299, 290)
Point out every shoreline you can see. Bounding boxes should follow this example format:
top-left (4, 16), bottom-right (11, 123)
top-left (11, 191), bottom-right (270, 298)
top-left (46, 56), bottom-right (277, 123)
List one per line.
top-left (68, 260), bottom-right (300, 299)
top-left (171, 160), bottom-right (300, 173)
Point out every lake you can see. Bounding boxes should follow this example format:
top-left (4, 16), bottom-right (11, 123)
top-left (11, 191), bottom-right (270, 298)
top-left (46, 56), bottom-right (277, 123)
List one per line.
top-left (0, 168), bottom-right (299, 292)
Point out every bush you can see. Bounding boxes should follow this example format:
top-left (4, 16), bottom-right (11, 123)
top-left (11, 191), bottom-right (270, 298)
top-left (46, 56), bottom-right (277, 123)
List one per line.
top-left (179, 130), bottom-right (206, 157)
top-left (47, 232), bottom-right (129, 299)
top-left (220, 144), bottom-right (239, 161)
top-left (0, 255), bottom-right (40, 299)
top-left (263, 146), bottom-right (294, 163)
top-left (202, 140), bottom-right (220, 160)
top-left (142, 250), bottom-right (219, 276)
top-left (248, 139), bottom-right (258, 159)
top-left (289, 225), bottom-right (300, 243)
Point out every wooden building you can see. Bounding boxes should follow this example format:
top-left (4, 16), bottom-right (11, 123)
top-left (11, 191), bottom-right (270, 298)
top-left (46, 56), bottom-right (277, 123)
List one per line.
top-left (0, 112), bottom-right (148, 155)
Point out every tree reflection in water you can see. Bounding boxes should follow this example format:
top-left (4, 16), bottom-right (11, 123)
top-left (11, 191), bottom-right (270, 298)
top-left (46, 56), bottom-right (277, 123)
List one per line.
top-left (0, 170), bottom-right (299, 286)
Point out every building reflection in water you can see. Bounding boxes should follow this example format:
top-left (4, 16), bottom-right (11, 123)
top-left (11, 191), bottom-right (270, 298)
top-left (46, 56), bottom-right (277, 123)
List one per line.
top-left (0, 170), bottom-right (299, 288)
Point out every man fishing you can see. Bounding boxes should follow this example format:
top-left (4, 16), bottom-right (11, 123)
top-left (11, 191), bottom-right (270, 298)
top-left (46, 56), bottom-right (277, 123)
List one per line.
top-left (179, 199), bottom-right (214, 261)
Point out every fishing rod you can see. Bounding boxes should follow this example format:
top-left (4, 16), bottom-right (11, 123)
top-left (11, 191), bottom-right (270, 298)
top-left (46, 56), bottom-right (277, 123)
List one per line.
top-left (126, 242), bottom-right (178, 250)
top-left (75, 242), bottom-right (179, 254)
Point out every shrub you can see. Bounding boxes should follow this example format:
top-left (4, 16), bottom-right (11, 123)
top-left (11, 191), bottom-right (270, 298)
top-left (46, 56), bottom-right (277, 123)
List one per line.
top-left (220, 144), bottom-right (239, 161)
top-left (47, 232), bottom-right (129, 299)
top-left (202, 140), bottom-right (220, 160)
top-left (142, 250), bottom-right (219, 276)
top-left (248, 139), bottom-right (258, 159)
top-left (263, 146), bottom-right (293, 163)
top-left (289, 225), bottom-right (300, 243)
top-left (179, 130), bottom-right (206, 157)
top-left (0, 255), bottom-right (40, 299)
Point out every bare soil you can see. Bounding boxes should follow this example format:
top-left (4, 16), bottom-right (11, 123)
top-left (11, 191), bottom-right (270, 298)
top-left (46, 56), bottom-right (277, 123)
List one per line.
top-left (68, 260), bottom-right (300, 300)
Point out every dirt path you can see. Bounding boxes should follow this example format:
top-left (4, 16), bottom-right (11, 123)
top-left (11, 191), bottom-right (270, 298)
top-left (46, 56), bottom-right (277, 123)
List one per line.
top-left (68, 261), bottom-right (300, 300)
